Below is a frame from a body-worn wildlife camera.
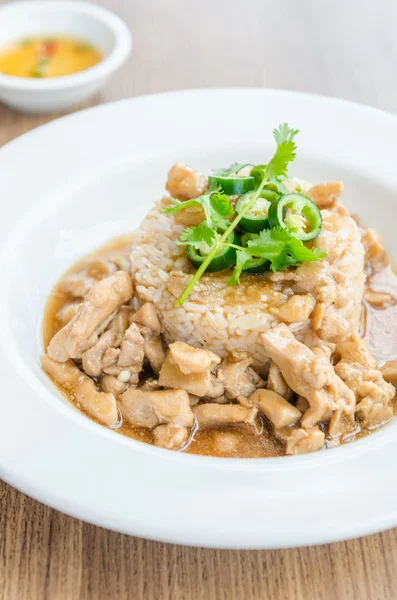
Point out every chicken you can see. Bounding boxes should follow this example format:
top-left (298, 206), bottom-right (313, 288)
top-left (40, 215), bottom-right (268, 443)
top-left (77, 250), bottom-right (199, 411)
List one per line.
top-left (75, 379), bottom-right (120, 427)
top-left (119, 387), bottom-right (194, 428)
top-left (59, 273), bottom-right (95, 298)
top-left (306, 182), bottom-right (343, 210)
top-left (140, 326), bottom-right (166, 373)
top-left (119, 388), bottom-right (194, 428)
top-left (56, 302), bottom-right (81, 325)
top-left (48, 271), bottom-right (134, 362)
top-left (170, 342), bottom-right (221, 374)
top-left (335, 334), bottom-right (394, 427)
top-left (41, 355), bottom-right (119, 427)
top-left (166, 162), bottom-right (208, 200)
top-left (101, 375), bottom-right (129, 396)
top-left (131, 302), bottom-right (161, 334)
top-left (193, 403), bottom-right (257, 427)
top-left (261, 324), bottom-right (355, 435)
top-left (159, 342), bottom-right (224, 398)
top-left (270, 294), bottom-right (315, 324)
top-left (361, 227), bottom-right (387, 272)
top-left (130, 303), bottom-right (165, 373)
top-left (246, 389), bottom-right (301, 429)
top-left (117, 323), bottom-right (144, 368)
top-left (106, 307), bottom-right (132, 346)
top-left (153, 424), bottom-right (189, 449)
top-left (101, 322), bottom-right (145, 385)
top-left (381, 360), bottom-right (397, 387)
top-left (218, 351), bottom-right (264, 400)
top-left (81, 330), bottom-right (116, 377)
top-left (283, 426), bottom-right (325, 455)
top-left (41, 354), bottom-right (82, 390)
top-left (267, 362), bottom-right (293, 400)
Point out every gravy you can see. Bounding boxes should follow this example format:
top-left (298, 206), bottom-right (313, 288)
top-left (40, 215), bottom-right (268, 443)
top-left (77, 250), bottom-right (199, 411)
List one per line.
top-left (42, 233), bottom-right (397, 458)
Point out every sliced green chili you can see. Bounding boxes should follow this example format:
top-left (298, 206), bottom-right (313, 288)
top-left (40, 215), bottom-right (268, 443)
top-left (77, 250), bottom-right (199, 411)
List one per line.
top-left (268, 193), bottom-right (322, 241)
top-left (208, 175), bottom-right (255, 195)
top-left (186, 231), bottom-right (240, 272)
top-left (236, 190), bottom-right (279, 233)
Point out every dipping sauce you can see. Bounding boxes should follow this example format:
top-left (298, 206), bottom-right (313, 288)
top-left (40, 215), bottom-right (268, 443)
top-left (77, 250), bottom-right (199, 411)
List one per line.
top-left (0, 36), bottom-right (102, 78)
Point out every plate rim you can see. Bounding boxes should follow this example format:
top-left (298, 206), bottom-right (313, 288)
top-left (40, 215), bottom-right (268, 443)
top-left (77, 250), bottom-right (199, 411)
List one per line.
top-left (1, 87), bottom-right (397, 549)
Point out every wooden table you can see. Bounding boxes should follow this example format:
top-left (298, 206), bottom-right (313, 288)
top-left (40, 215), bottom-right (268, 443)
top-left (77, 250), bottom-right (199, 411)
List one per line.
top-left (1, 1), bottom-right (397, 598)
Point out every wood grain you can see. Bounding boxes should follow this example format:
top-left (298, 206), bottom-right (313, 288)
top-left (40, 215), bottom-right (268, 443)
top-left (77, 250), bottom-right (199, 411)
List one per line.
top-left (1, 0), bottom-right (397, 598)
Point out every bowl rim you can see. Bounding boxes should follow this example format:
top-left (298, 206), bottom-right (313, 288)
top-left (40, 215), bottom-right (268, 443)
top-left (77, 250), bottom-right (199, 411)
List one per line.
top-left (0, 0), bottom-right (132, 90)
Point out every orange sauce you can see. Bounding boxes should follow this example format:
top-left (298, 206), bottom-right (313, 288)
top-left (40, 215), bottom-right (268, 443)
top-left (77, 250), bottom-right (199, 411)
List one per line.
top-left (0, 36), bottom-right (102, 78)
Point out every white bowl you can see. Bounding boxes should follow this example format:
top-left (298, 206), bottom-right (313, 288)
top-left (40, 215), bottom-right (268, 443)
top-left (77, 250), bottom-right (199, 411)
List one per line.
top-left (0, 1), bottom-right (132, 113)
top-left (1, 89), bottom-right (397, 548)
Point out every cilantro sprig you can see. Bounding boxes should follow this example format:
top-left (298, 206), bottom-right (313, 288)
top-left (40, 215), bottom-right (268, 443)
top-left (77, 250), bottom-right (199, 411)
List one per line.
top-left (162, 189), bottom-right (233, 232)
top-left (227, 228), bottom-right (326, 285)
top-left (162, 123), bottom-right (326, 306)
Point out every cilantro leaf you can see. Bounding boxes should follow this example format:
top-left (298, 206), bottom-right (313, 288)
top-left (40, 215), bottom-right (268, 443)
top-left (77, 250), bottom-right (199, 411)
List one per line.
top-left (176, 222), bottom-right (216, 249)
top-left (265, 123), bottom-right (299, 181)
top-left (210, 193), bottom-right (234, 218)
top-left (231, 227), bottom-right (327, 277)
top-left (227, 249), bottom-right (252, 286)
top-left (211, 162), bottom-right (252, 177)
top-left (162, 198), bottom-right (200, 215)
top-left (161, 190), bottom-right (233, 232)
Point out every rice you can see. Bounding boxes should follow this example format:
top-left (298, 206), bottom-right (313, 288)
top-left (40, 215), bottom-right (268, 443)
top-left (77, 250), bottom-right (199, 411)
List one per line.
top-left (130, 199), bottom-right (364, 366)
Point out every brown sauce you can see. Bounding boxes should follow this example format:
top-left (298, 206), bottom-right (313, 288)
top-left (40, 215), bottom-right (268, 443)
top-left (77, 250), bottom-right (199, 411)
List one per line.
top-left (42, 230), bottom-right (397, 458)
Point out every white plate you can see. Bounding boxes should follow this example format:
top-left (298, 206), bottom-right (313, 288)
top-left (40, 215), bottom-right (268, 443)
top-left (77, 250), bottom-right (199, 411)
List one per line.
top-left (1, 88), bottom-right (397, 549)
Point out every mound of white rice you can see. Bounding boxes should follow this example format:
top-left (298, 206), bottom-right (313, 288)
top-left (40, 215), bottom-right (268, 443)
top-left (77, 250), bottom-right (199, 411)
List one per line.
top-left (130, 199), bottom-right (364, 366)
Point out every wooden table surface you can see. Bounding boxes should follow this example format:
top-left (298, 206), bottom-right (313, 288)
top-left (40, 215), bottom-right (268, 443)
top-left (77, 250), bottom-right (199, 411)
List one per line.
top-left (1, 0), bottom-right (397, 598)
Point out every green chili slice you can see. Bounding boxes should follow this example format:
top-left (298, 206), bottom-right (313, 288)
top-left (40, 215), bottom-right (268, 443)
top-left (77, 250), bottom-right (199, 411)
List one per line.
top-left (236, 190), bottom-right (279, 233)
top-left (186, 231), bottom-right (239, 272)
top-left (268, 193), bottom-right (322, 241)
top-left (208, 175), bottom-right (255, 195)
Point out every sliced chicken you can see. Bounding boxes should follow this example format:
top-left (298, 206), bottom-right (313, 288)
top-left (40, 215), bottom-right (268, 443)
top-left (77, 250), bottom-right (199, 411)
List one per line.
top-left (361, 227), bottom-right (386, 272)
top-left (107, 306), bottom-right (132, 346)
top-left (218, 351), bottom-right (264, 400)
top-left (130, 302), bottom-right (161, 334)
top-left (381, 360), bottom-right (397, 387)
top-left (159, 343), bottom-right (224, 398)
top-left (41, 355), bottom-right (118, 426)
top-left (117, 323), bottom-right (144, 368)
top-left (153, 424), bottom-right (189, 449)
top-left (247, 389), bottom-right (301, 429)
top-left (56, 302), bottom-right (82, 325)
top-left (102, 323), bottom-right (145, 385)
top-left (138, 326), bottom-right (166, 374)
top-left (166, 162), bottom-right (208, 200)
top-left (119, 387), bottom-right (194, 428)
top-left (48, 271), bottom-right (134, 362)
top-left (41, 354), bottom-right (82, 390)
top-left (169, 341), bottom-right (221, 374)
top-left (335, 334), bottom-right (394, 427)
top-left (75, 379), bottom-right (119, 427)
top-left (101, 375), bottom-right (129, 396)
top-left (82, 330), bottom-right (116, 377)
top-left (267, 362), bottom-right (293, 400)
top-left (282, 426), bottom-right (325, 455)
top-left (193, 403), bottom-right (257, 427)
top-left (261, 324), bottom-right (355, 434)
top-left (306, 182), bottom-right (343, 209)
top-left (140, 378), bottom-right (160, 392)
top-left (59, 273), bottom-right (95, 298)
top-left (270, 294), bottom-right (315, 323)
